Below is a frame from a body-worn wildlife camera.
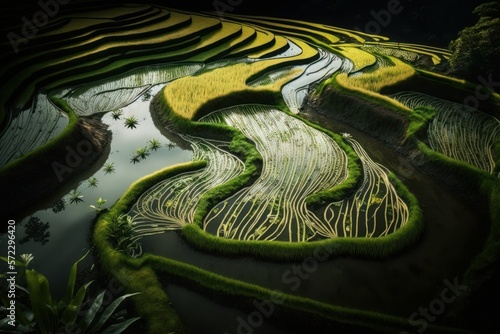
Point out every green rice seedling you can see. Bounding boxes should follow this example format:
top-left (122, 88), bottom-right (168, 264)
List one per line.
top-left (68, 190), bottom-right (84, 205)
top-left (90, 197), bottom-right (107, 212)
top-left (63, 63), bottom-right (204, 117)
top-left (106, 214), bottom-right (143, 258)
top-left (148, 138), bottom-right (162, 151)
top-left (87, 177), bottom-right (99, 187)
top-left (322, 137), bottom-right (409, 237)
top-left (111, 109), bottom-right (123, 120)
top-left (361, 45), bottom-right (419, 62)
top-left (124, 116), bottom-right (139, 129)
top-left (103, 162), bottom-right (116, 174)
top-left (135, 147), bottom-right (150, 160)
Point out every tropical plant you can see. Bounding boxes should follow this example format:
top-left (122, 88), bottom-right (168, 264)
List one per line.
top-left (90, 198), bottom-right (107, 212)
top-left (87, 177), bottom-right (99, 188)
top-left (130, 155), bottom-right (141, 164)
top-left (135, 147), bottom-right (150, 159)
top-left (0, 253), bottom-right (140, 334)
top-left (130, 147), bottom-right (150, 164)
top-left (148, 139), bottom-right (162, 151)
top-left (111, 110), bottom-right (123, 120)
top-left (124, 116), bottom-right (139, 129)
top-left (68, 190), bottom-right (84, 205)
top-left (106, 215), bottom-right (142, 257)
top-left (102, 162), bottom-right (115, 174)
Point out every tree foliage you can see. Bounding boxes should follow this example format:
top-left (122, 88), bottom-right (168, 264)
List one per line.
top-left (449, 1), bottom-right (500, 80)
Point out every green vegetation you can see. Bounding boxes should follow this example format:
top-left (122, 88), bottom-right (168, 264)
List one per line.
top-left (106, 214), bottom-right (143, 258)
top-left (0, 253), bottom-right (139, 334)
top-left (124, 116), bottom-right (139, 129)
top-left (102, 162), bottom-right (116, 174)
top-left (333, 46), bottom-right (377, 71)
top-left (393, 91), bottom-right (500, 173)
top-left (2, 3), bottom-right (499, 334)
top-left (449, 1), bottom-right (500, 80)
top-left (162, 37), bottom-right (316, 120)
top-left (68, 190), bottom-right (84, 205)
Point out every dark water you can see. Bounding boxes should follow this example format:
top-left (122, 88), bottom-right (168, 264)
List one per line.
top-left (141, 109), bottom-right (487, 330)
top-left (0, 85), bottom-right (193, 299)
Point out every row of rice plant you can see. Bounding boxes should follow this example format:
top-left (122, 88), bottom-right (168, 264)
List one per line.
top-left (201, 105), bottom-right (349, 242)
top-left (332, 46), bottom-right (377, 72)
top-left (1, 7), bottom-right (202, 113)
top-left (248, 36), bottom-right (293, 59)
top-left (0, 94), bottom-right (68, 167)
top-left (322, 134), bottom-right (409, 237)
top-left (360, 45), bottom-right (419, 62)
top-left (128, 137), bottom-right (245, 238)
top-left (348, 55), bottom-right (395, 78)
top-left (334, 56), bottom-right (415, 93)
top-left (392, 92), bottom-right (500, 173)
top-left (186, 24), bottom-right (256, 62)
top-left (60, 63), bottom-right (204, 116)
top-left (365, 41), bottom-right (451, 65)
top-left (224, 13), bottom-right (389, 45)
top-left (227, 29), bottom-right (277, 58)
top-left (162, 38), bottom-right (318, 120)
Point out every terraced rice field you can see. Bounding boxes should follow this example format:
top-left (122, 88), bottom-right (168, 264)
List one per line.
top-left (322, 135), bottom-right (409, 237)
top-left (0, 94), bottom-right (68, 168)
top-left (393, 92), bottom-right (500, 173)
top-left (129, 137), bottom-right (244, 235)
top-left (202, 105), bottom-right (349, 241)
top-left (1, 3), bottom-right (499, 334)
top-left (60, 63), bottom-right (204, 116)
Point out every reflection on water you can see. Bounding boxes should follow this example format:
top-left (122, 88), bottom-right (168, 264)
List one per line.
top-left (4, 84), bottom-right (192, 297)
top-left (0, 94), bottom-right (68, 168)
top-left (19, 217), bottom-right (50, 245)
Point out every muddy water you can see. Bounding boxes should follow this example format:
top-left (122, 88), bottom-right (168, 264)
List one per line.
top-left (142, 109), bottom-right (488, 323)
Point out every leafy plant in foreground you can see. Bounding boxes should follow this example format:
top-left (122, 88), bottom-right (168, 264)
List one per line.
top-left (0, 253), bottom-right (140, 334)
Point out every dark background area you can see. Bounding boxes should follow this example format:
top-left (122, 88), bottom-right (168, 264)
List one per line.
top-left (0, 0), bottom-right (485, 48)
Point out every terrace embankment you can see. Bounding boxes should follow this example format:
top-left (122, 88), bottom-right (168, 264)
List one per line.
top-left (308, 85), bottom-right (409, 147)
top-left (307, 84), bottom-right (492, 208)
top-left (0, 117), bottom-right (110, 219)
